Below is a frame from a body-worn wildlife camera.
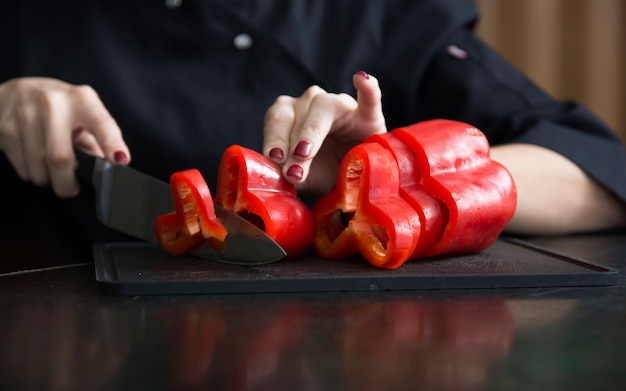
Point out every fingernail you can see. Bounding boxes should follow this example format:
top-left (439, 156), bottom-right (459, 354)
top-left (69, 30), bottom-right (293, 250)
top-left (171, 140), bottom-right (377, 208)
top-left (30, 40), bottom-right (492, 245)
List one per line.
top-left (114, 151), bottom-right (128, 164)
top-left (293, 141), bottom-right (312, 158)
top-left (269, 147), bottom-right (284, 161)
top-left (286, 164), bottom-right (303, 180)
top-left (356, 70), bottom-right (370, 80)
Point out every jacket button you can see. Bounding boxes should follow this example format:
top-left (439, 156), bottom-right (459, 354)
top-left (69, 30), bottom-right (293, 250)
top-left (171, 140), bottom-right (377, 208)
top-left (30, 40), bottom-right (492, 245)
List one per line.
top-left (165, 0), bottom-right (182, 9)
top-left (233, 33), bottom-right (253, 50)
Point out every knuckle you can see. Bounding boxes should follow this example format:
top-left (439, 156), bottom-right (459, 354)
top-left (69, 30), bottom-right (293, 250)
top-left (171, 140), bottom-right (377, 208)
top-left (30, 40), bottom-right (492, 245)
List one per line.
top-left (315, 91), bottom-right (351, 106)
top-left (29, 170), bottom-right (50, 187)
top-left (264, 105), bottom-right (294, 125)
top-left (301, 122), bottom-right (325, 138)
top-left (0, 117), bottom-right (18, 148)
top-left (46, 150), bottom-right (74, 171)
top-left (311, 91), bottom-right (357, 114)
top-left (36, 88), bottom-right (60, 109)
top-left (310, 92), bottom-right (334, 107)
top-left (301, 85), bottom-right (325, 99)
top-left (70, 84), bottom-right (99, 101)
top-left (272, 94), bottom-right (294, 106)
top-left (71, 85), bottom-right (114, 123)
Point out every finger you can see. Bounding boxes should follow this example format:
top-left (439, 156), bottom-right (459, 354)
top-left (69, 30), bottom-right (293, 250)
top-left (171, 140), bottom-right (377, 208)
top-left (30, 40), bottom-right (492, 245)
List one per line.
top-left (263, 94), bottom-right (296, 164)
top-left (73, 128), bottom-right (105, 157)
top-left (0, 106), bottom-right (30, 181)
top-left (291, 85), bottom-right (327, 132)
top-left (353, 71), bottom-right (384, 123)
top-left (263, 85), bottom-right (326, 165)
top-left (41, 89), bottom-right (81, 198)
top-left (20, 94), bottom-right (51, 187)
top-left (282, 92), bottom-right (357, 184)
top-left (71, 85), bottom-right (130, 165)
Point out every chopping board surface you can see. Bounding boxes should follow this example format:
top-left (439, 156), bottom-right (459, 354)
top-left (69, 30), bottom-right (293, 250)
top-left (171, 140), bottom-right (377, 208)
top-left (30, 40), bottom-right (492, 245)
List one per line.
top-left (93, 237), bottom-right (618, 295)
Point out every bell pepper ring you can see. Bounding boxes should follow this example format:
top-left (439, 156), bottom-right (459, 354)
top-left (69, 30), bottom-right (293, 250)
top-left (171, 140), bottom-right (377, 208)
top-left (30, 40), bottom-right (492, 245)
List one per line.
top-left (155, 169), bottom-right (227, 256)
top-left (392, 120), bottom-right (517, 255)
top-left (364, 132), bottom-right (443, 259)
top-left (214, 145), bottom-right (316, 258)
top-left (313, 142), bottom-right (419, 269)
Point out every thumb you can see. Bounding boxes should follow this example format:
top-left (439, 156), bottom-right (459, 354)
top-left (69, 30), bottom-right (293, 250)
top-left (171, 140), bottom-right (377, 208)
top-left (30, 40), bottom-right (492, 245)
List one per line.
top-left (353, 71), bottom-right (384, 124)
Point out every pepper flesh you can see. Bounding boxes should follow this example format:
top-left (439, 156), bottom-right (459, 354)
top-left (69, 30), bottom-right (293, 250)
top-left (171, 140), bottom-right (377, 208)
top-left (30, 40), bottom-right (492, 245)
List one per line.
top-left (214, 145), bottom-right (316, 258)
top-left (155, 169), bottom-right (227, 256)
top-left (313, 143), bottom-right (419, 269)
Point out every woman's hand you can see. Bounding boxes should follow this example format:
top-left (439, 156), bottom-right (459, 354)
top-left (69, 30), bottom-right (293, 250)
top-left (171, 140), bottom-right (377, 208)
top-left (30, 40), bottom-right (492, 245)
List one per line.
top-left (0, 77), bottom-right (130, 198)
top-left (262, 71), bottom-right (386, 195)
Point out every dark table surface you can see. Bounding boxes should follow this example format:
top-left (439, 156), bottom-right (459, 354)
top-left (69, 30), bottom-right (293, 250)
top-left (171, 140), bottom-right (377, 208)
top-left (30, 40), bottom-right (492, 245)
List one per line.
top-left (1, 231), bottom-right (625, 391)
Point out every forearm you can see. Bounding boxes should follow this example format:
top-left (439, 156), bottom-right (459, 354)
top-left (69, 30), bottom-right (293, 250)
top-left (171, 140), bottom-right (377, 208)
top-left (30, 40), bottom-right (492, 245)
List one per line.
top-left (490, 143), bottom-right (626, 236)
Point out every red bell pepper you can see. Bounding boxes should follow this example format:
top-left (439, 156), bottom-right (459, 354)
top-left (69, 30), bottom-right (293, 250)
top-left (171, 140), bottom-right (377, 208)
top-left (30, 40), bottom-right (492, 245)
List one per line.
top-left (313, 119), bottom-right (516, 269)
top-left (155, 212), bottom-right (202, 256)
top-left (214, 145), bottom-right (316, 258)
top-left (313, 142), bottom-right (419, 269)
top-left (155, 169), bottom-right (227, 256)
top-left (392, 120), bottom-right (516, 255)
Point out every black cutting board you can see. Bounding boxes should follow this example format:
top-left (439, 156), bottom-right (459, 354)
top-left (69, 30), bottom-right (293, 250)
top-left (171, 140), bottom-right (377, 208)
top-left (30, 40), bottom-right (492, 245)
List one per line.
top-left (93, 237), bottom-right (619, 295)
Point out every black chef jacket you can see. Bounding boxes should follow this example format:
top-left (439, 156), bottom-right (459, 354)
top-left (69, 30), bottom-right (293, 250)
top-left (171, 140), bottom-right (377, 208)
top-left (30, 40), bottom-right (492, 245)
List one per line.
top-left (1, 0), bottom-right (625, 259)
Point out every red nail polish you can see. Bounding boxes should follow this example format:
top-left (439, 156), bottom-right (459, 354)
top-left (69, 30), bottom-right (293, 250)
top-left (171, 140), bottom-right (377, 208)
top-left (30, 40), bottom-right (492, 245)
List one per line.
top-left (293, 141), bottom-right (312, 158)
top-left (269, 147), bottom-right (284, 160)
top-left (286, 164), bottom-right (303, 180)
top-left (114, 151), bottom-right (128, 164)
top-left (356, 70), bottom-right (370, 80)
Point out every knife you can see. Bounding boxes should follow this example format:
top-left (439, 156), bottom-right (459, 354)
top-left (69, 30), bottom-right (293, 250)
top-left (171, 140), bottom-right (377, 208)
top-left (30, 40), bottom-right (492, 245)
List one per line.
top-left (76, 150), bottom-right (287, 265)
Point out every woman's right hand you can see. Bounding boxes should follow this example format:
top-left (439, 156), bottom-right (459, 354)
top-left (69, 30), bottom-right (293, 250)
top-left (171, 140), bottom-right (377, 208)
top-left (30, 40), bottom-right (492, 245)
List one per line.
top-left (0, 77), bottom-right (130, 197)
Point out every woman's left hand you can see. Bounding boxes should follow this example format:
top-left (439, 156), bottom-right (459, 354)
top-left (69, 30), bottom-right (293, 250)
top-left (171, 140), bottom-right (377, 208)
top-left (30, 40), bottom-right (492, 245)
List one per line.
top-left (262, 71), bottom-right (386, 195)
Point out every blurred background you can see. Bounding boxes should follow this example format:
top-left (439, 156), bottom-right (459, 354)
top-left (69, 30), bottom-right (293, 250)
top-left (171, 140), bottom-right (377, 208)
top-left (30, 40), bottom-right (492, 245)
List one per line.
top-left (474, 0), bottom-right (626, 143)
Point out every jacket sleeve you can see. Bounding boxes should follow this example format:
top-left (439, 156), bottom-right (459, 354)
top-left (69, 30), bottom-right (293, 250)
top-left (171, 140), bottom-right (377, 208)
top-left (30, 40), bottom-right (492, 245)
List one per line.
top-left (413, 26), bottom-right (626, 203)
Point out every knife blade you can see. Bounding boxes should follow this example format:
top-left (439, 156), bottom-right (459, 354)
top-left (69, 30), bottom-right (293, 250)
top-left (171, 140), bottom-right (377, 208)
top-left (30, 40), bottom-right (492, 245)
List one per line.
top-left (76, 151), bottom-right (287, 265)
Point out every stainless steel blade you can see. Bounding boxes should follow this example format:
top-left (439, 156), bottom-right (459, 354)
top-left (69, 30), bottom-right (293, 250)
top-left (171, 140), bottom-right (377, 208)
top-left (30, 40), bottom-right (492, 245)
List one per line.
top-left (78, 151), bottom-right (287, 265)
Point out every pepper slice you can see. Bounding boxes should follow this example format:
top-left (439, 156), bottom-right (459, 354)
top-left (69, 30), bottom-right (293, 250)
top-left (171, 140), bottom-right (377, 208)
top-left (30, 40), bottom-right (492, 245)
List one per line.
top-left (313, 142), bottom-right (419, 269)
top-left (365, 132), bottom-right (443, 258)
top-left (154, 212), bottom-right (203, 256)
top-left (214, 145), bottom-right (316, 258)
top-left (155, 169), bottom-right (227, 256)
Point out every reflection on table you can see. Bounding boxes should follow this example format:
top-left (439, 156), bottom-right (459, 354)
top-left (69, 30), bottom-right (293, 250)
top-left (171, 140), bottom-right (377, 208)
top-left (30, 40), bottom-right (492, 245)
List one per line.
top-left (0, 231), bottom-right (625, 390)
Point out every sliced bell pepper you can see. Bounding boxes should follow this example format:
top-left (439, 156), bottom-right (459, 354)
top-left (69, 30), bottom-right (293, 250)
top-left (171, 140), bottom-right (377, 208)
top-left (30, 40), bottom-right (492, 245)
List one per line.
top-left (155, 212), bottom-right (203, 256)
top-left (313, 142), bottom-right (419, 269)
top-left (392, 120), bottom-right (517, 255)
top-left (214, 145), bottom-right (316, 258)
top-left (155, 169), bottom-right (227, 256)
top-left (313, 119), bottom-right (516, 268)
